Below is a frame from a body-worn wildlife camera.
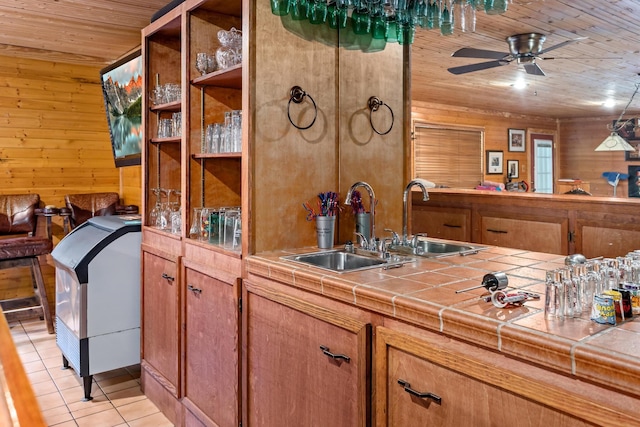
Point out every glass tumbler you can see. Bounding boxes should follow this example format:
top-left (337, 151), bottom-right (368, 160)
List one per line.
top-left (190, 208), bottom-right (203, 239)
top-left (231, 110), bottom-right (242, 152)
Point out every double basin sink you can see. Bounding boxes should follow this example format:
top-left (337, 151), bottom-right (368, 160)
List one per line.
top-left (281, 237), bottom-right (486, 274)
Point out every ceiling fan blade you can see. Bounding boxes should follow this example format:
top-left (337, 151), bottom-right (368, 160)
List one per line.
top-left (451, 47), bottom-right (509, 60)
top-left (447, 60), bottom-right (508, 75)
top-left (539, 56), bottom-right (622, 60)
top-left (523, 63), bottom-right (545, 76)
top-left (538, 37), bottom-right (587, 55)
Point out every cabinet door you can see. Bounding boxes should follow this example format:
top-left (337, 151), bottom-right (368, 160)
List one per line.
top-left (183, 266), bottom-right (240, 427)
top-left (480, 214), bottom-right (567, 254)
top-left (412, 206), bottom-right (471, 242)
top-left (244, 282), bottom-right (371, 427)
top-left (141, 250), bottom-right (180, 396)
top-left (575, 218), bottom-right (640, 258)
top-left (376, 326), bottom-right (623, 427)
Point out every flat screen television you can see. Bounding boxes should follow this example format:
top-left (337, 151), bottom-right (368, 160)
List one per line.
top-left (100, 50), bottom-right (143, 167)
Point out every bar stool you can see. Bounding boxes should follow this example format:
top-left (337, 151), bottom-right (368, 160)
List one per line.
top-left (0, 194), bottom-right (55, 334)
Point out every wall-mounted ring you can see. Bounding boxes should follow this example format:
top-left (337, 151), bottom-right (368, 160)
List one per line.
top-left (287, 86), bottom-right (317, 130)
top-left (368, 96), bottom-right (394, 135)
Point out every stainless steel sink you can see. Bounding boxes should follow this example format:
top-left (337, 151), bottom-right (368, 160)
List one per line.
top-left (389, 238), bottom-right (486, 258)
top-left (281, 250), bottom-right (411, 273)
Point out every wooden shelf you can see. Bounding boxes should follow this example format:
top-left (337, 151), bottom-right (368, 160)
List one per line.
top-left (192, 152), bottom-right (241, 160)
top-left (150, 136), bottom-right (181, 144)
top-left (192, 64), bottom-right (242, 88)
top-left (150, 100), bottom-right (182, 112)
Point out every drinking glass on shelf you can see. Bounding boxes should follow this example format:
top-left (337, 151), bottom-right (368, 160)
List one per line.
top-left (195, 52), bottom-right (216, 75)
top-left (172, 112), bottom-right (182, 137)
top-left (170, 204), bottom-right (181, 234)
top-left (149, 188), bottom-right (163, 228)
top-left (231, 110), bottom-right (242, 152)
top-left (190, 207), bottom-right (203, 239)
top-left (158, 118), bottom-right (173, 138)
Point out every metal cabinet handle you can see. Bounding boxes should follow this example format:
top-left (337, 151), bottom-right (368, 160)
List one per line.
top-left (187, 284), bottom-right (202, 294)
top-left (161, 273), bottom-right (175, 282)
top-left (397, 379), bottom-right (442, 404)
top-left (319, 345), bottom-right (350, 363)
top-left (486, 228), bottom-right (508, 234)
top-left (443, 223), bottom-right (461, 228)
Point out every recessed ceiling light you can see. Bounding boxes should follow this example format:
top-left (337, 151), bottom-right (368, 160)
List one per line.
top-left (603, 99), bottom-right (616, 108)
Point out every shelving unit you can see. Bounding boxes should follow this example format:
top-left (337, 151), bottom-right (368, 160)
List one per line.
top-left (140, 1), bottom-right (245, 425)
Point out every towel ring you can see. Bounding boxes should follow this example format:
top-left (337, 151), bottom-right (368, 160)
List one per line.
top-left (287, 86), bottom-right (317, 130)
top-left (368, 96), bottom-right (394, 135)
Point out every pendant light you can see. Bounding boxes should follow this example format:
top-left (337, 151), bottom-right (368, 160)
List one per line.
top-left (595, 82), bottom-right (640, 152)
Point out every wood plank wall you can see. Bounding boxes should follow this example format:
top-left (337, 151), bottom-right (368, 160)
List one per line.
top-left (559, 115), bottom-right (639, 198)
top-left (412, 100), bottom-right (637, 198)
top-left (0, 54), bottom-right (141, 317)
top-left (411, 100), bottom-right (558, 187)
top-left (0, 54), bottom-right (141, 242)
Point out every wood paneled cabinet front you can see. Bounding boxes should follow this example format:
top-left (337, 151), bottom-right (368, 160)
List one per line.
top-left (479, 212), bottom-right (568, 254)
top-left (375, 325), bottom-right (636, 427)
top-left (412, 205), bottom-right (471, 242)
top-left (242, 280), bottom-right (371, 427)
top-left (182, 262), bottom-right (240, 427)
top-left (141, 249), bottom-right (181, 398)
top-left (574, 215), bottom-right (640, 259)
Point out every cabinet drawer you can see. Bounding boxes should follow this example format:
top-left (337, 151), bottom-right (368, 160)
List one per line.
top-left (412, 206), bottom-right (471, 242)
top-left (480, 215), bottom-right (565, 254)
top-left (376, 326), bottom-right (636, 427)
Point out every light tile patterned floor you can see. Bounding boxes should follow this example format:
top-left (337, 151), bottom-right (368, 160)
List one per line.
top-left (8, 318), bottom-right (174, 427)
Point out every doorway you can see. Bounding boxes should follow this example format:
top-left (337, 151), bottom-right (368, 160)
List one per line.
top-left (530, 133), bottom-right (555, 193)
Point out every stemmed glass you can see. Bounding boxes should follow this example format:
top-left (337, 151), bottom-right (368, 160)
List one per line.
top-left (160, 189), bottom-right (174, 230)
top-left (149, 188), bottom-right (163, 227)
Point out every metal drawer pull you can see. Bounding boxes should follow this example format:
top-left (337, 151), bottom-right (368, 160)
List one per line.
top-left (398, 379), bottom-right (442, 405)
top-left (319, 345), bottom-right (351, 363)
top-left (161, 273), bottom-right (175, 282)
top-left (486, 228), bottom-right (508, 234)
top-left (443, 223), bottom-right (461, 228)
top-left (187, 284), bottom-right (202, 294)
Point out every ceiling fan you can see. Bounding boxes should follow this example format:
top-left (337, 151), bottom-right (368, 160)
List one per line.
top-left (447, 33), bottom-right (586, 76)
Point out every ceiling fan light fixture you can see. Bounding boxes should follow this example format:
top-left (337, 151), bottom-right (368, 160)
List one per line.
top-left (594, 132), bottom-right (636, 151)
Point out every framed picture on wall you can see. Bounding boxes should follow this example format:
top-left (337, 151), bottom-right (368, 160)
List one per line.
top-left (486, 150), bottom-right (503, 174)
top-left (508, 128), bottom-right (526, 152)
top-left (629, 165), bottom-right (640, 198)
top-left (507, 160), bottom-right (519, 179)
top-left (621, 119), bottom-right (640, 160)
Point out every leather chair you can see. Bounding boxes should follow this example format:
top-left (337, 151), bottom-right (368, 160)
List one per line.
top-left (0, 194), bottom-right (55, 334)
top-left (62, 192), bottom-right (139, 231)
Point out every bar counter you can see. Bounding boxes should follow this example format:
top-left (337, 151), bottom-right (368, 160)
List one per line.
top-left (247, 244), bottom-right (640, 405)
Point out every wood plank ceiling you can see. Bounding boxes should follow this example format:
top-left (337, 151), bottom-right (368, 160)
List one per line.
top-left (0, 0), bottom-right (638, 119)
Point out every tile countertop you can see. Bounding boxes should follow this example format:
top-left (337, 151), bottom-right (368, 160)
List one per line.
top-left (246, 245), bottom-right (640, 398)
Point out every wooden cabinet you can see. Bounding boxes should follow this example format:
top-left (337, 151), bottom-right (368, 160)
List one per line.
top-left (141, 247), bottom-right (181, 403)
top-left (479, 212), bottom-right (568, 254)
top-left (412, 205), bottom-right (471, 242)
top-left (375, 324), bottom-right (637, 427)
top-left (575, 213), bottom-right (640, 258)
top-left (182, 260), bottom-right (240, 427)
top-left (243, 279), bottom-right (372, 427)
top-left (141, 1), bottom-right (245, 424)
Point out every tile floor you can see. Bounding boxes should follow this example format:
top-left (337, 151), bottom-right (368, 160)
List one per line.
top-left (9, 318), bottom-right (173, 427)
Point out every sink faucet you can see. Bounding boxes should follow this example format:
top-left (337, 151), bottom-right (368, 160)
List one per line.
top-left (403, 178), bottom-right (430, 245)
top-left (345, 181), bottom-right (376, 249)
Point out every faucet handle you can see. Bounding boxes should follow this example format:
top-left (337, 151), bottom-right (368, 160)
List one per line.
top-left (353, 232), bottom-right (369, 248)
top-left (384, 228), bottom-right (401, 245)
top-left (411, 233), bottom-right (427, 248)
